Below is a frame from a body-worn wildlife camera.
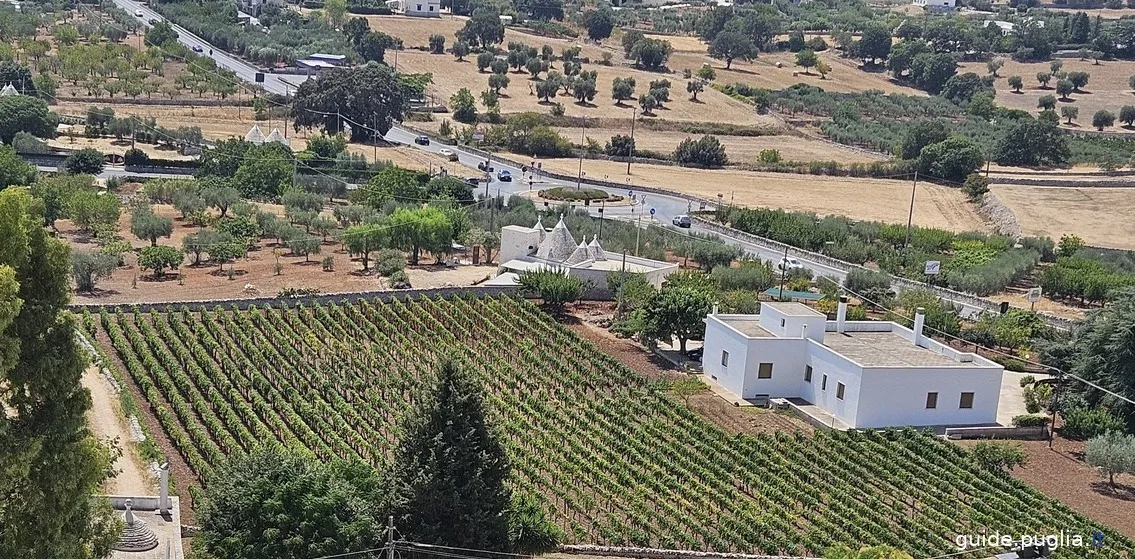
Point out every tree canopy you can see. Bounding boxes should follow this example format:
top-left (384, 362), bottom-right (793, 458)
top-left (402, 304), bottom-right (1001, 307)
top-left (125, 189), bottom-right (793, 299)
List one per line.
top-left (293, 63), bottom-right (407, 141)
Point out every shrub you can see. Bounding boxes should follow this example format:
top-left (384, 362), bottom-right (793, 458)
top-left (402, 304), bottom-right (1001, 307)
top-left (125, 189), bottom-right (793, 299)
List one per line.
top-left (519, 269), bottom-right (585, 312)
top-left (845, 268), bottom-right (892, 305)
top-left (1061, 407), bottom-right (1126, 440)
top-left (1012, 414), bottom-right (1050, 428)
top-left (375, 248), bottom-right (405, 276)
top-left (1024, 382), bottom-right (1053, 413)
top-left (541, 187), bottom-right (608, 201)
top-left (388, 269), bottom-right (411, 289)
top-left (970, 441), bottom-right (1028, 475)
top-left (1019, 375), bottom-right (1036, 387)
top-left (711, 261), bottom-right (776, 291)
top-left (673, 135), bottom-right (727, 168)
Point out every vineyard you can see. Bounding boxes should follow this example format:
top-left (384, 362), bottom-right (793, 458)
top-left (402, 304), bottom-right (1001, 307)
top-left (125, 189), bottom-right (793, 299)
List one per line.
top-left (87, 296), bottom-right (1133, 558)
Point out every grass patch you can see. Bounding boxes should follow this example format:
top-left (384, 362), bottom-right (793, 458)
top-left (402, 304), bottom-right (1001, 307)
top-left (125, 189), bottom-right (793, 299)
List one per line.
top-left (542, 186), bottom-right (613, 201)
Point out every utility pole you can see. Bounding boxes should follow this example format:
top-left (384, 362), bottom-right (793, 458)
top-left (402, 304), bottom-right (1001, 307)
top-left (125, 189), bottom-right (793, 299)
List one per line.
top-left (598, 199), bottom-right (605, 241)
top-left (337, 110), bottom-right (342, 135)
top-left (903, 170), bottom-right (918, 252)
top-left (490, 188), bottom-right (499, 233)
top-left (626, 107), bottom-right (636, 175)
top-left (386, 516), bottom-right (394, 559)
top-left (635, 212), bottom-right (641, 257)
top-left (576, 119), bottom-right (586, 190)
top-left (292, 158), bottom-right (298, 190)
top-left (1049, 372), bottom-right (1063, 449)
top-left (778, 245), bottom-right (789, 299)
top-left (373, 113), bottom-right (378, 162)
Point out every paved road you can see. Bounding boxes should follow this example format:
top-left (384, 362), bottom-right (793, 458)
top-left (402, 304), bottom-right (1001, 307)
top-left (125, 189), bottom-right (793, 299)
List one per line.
top-left (37, 165), bottom-right (196, 180)
top-left (108, 0), bottom-right (308, 96)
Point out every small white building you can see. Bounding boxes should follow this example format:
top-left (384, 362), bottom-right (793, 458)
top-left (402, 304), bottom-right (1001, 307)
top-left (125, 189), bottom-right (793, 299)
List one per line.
top-left (492, 215), bottom-right (678, 289)
top-left (702, 300), bottom-right (1003, 429)
top-left (406, 0), bottom-right (440, 17)
top-left (913, 0), bottom-right (954, 12)
top-left (239, 0), bottom-right (283, 17)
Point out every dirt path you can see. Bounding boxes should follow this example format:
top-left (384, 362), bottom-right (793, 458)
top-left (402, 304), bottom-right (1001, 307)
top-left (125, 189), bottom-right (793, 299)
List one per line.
top-left (83, 365), bottom-right (155, 496)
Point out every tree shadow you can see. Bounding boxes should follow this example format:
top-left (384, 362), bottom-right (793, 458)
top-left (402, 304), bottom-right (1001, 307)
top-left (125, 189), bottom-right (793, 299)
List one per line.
top-left (1090, 481), bottom-right (1135, 502)
top-left (574, 100), bottom-right (597, 108)
top-left (139, 273), bottom-right (179, 283)
top-left (688, 97), bottom-right (705, 104)
top-left (723, 67), bottom-right (759, 75)
top-left (292, 260), bottom-right (322, 266)
top-left (78, 287), bottom-right (122, 298)
top-left (208, 268), bottom-right (248, 278)
top-left (1010, 90), bottom-right (1024, 95)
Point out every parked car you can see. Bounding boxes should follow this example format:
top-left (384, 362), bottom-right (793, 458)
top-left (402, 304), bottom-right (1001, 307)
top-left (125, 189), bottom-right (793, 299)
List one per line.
top-left (148, 18), bottom-right (158, 24)
top-left (414, 135), bottom-right (430, 146)
top-left (497, 170), bottom-right (512, 182)
top-left (134, 8), bottom-right (144, 17)
top-left (777, 256), bottom-right (805, 271)
top-left (672, 215), bottom-right (692, 228)
top-left (465, 176), bottom-right (481, 186)
top-left (685, 347), bottom-right (703, 362)
top-left (191, 45), bottom-right (203, 53)
top-left (477, 161), bottom-right (493, 172)
top-left (439, 148), bottom-right (458, 161)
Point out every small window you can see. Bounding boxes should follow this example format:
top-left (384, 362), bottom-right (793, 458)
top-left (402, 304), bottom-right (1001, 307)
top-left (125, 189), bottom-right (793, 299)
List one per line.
top-left (780, 318), bottom-right (786, 327)
top-left (926, 392), bottom-right (938, 409)
top-left (821, 374), bottom-right (828, 391)
top-left (836, 382), bottom-right (845, 400)
top-left (804, 365), bottom-right (813, 383)
top-left (960, 392), bottom-right (975, 409)
top-left (720, 350), bottom-right (729, 368)
top-left (757, 363), bottom-right (773, 379)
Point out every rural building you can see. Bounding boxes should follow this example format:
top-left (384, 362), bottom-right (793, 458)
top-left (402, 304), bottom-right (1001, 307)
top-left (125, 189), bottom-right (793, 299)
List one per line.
top-left (702, 300), bottom-right (1003, 429)
top-left (406, 0), bottom-right (440, 17)
top-left (296, 58), bottom-right (338, 73)
top-left (984, 20), bottom-right (1015, 36)
top-left (491, 215), bottom-right (678, 289)
top-left (912, 0), bottom-right (954, 11)
top-left (239, 0), bottom-right (283, 17)
top-left (308, 53), bottom-right (347, 65)
top-left (243, 125), bottom-right (287, 146)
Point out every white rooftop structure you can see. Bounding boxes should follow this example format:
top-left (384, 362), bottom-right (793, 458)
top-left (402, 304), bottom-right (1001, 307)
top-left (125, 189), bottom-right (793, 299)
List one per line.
top-left (496, 215), bottom-right (678, 289)
top-left (0, 83), bottom-right (18, 96)
top-left (913, 0), bottom-right (954, 11)
top-left (702, 299), bottom-right (1004, 429)
top-left (244, 124), bottom-right (265, 144)
top-left (265, 128), bottom-right (286, 144)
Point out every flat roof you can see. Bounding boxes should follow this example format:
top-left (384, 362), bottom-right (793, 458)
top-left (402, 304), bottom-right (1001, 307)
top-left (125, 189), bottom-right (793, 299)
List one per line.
top-left (762, 301), bottom-right (825, 317)
top-left (716, 316), bottom-right (775, 338)
top-left (822, 331), bottom-right (983, 368)
top-left (296, 59), bottom-right (336, 68)
top-left (577, 259), bottom-right (664, 273)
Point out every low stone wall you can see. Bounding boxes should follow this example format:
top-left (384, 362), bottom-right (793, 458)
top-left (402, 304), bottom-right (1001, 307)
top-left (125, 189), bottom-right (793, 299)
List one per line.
top-left (562, 545), bottom-right (818, 559)
top-left (944, 425), bottom-right (1049, 440)
top-left (991, 177), bottom-right (1135, 187)
top-left (977, 191), bottom-right (1023, 238)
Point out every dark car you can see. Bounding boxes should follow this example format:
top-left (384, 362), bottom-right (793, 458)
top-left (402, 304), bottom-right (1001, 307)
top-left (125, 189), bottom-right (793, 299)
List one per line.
top-left (497, 170), bottom-right (512, 182)
top-left (192, 45), bottom-right (204, 53)
top-left (414, 135), bottom-right (430, 146)
top-left (477, 161), bottom-right (493, 172)
top-left (465, 176), bottom-right (481, 186)
top-left (148, 18), bottom-right (158, 24)
top-left (685, 348), bottom-right (703, 362)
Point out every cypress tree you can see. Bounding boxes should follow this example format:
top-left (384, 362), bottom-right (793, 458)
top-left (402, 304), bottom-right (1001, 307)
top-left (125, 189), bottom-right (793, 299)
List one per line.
top-left (0, 189), bottom-right (120, 559)
top-left (391, 359), bottom-right (511, 551)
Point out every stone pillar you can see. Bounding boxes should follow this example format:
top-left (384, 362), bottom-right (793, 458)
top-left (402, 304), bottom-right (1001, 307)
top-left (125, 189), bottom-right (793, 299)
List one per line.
top-left (158, 462), bottom-right (170, 515)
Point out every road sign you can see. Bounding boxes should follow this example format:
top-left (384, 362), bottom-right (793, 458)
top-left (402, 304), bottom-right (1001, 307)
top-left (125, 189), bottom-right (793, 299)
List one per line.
top-left (472, 131), bottom-right (484, 141)
top-left (649, 208), bottom-right (655, 216)
top-left (1027, 287), bottom-right (1042, 303)
top-left (924, 260), bottom-right (941, 275)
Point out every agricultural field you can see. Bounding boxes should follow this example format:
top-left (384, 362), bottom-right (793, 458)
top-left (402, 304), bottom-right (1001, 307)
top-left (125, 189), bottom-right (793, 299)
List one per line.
top-left (88, 295), bottom-right (1135, 557)
top-left (990, 184), bottom-right (1135, 250)
top-left (959, 57), bottom-right (1135, 132)
top-left (526, 157), bottom-right (988, 232)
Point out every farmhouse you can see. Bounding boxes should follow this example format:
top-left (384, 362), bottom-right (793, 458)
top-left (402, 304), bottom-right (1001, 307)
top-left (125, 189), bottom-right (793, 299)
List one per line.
top-left (702, 299), bottom-right (1003, 429)
top-left (405, 0), bottom-right (440, 17)
top-left (912, 0), bottom-right (954, 12)
top-left (492, 215), bottom-right (678, 289)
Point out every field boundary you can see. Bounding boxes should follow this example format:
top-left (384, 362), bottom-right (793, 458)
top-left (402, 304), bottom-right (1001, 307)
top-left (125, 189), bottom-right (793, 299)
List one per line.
top-left (562, 545), bottom-right (818, 559)
top-left (990, 177), bottom-right (1135, 187)
top-left (67, 285), bottom-right (517, 313)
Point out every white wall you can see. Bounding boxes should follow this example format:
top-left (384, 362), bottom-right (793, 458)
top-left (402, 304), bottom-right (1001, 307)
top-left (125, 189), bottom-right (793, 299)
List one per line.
top-left (703, 319), bottom-right (750, 398)
top-left (802, 342), bottom-right (864, 427)
top-left (855, 366), bottom-right (1002, 428)
top-left (741, 338), bottom-right (808, 399)
top-left (499, 227), bottom-right (540, 264)
top-left (406, 0), bottom-right (440, 15)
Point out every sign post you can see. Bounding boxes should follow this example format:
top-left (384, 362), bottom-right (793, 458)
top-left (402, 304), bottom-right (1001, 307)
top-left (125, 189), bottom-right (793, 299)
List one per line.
top-left (1027, 287), bottom-right (1042, 311)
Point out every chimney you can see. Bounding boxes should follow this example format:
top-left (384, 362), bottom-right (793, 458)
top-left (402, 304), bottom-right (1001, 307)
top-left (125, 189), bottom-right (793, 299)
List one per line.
top-left (801, 323), bottom-right (808, 339)
top-left (913, 307), bottom-right (926, 346)
top-left (836, 296), bottom-right (848, 333)
top-left (711, 304), bottom-right (718, 316)
top-left (159, 462), bottom-right (170, 515)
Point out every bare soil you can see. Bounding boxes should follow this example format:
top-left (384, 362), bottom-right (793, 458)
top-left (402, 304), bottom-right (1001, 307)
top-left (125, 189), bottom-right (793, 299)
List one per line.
top-left (567, 302), bottom-right (813, 436)
top-left (955, 437), bottom-right (1135, 539)
top-left (63, 203), bottom-right (498, 305)
top-left (990, 184), bottom-right (1135, 250)
top-left (528, 157), bottom-right (990, 232)
top-left (83, 365), bottom-right (156, 496)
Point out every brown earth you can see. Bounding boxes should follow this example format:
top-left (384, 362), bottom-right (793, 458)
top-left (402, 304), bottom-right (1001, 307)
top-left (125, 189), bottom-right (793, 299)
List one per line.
top-left (990, 184), bottom-right (1135, 250)
top-left (956, 437), bottom-right (1135, 539)
top-left (83, 365), bottom-right (156, 496)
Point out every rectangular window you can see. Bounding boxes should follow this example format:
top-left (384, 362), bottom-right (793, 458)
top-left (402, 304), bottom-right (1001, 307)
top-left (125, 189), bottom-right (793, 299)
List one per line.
top-left (960, 392), bottom-right (975, 409)
top-left (836, 383), bottom-right (845, 400)
top-left (721, 350), bottom-right (729, 367)
top-left (757, 363), bottom-right (773, 379)
top-left (926, 392), bottom-right (938, 409)
top-left (780, 318), bottom-right (786, 327)
top-left (804, 365), bottom-right (813, 383)
top-left (821, 374), bottom-right (828, 391)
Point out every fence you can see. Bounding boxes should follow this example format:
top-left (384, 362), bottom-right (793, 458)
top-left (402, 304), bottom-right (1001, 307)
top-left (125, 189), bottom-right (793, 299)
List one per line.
top-left (691, 217), bottom-right (1081, 331)
top-left (990, 176), bottom-right (1135, 187)
top-left (67, 285), bottom-right (518, 314)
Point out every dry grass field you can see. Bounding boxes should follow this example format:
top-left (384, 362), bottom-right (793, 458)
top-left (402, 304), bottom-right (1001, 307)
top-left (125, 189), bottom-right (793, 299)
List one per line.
top-left (960, 57), bottom-right (1135, 132)
top-left (527, 157), bottom-right (988, 231)
top-left (991, 184), bottom-right (1135, 250)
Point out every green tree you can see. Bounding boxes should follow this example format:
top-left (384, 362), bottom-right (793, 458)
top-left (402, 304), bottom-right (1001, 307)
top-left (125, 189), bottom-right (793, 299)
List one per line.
top-left (708, 31), bottom-right (755, 70)
top-left (0, 188), bottom-right (122, 559)
top-left (611, 77), bottom-right (635, 104)
top-left (1068, 70), bottom-right (1090, 91)
top-left (324, 0), bottom-right (347, 27)
top-left (519, 269), bottom-right (585, 313)
top-left (572, 78), bottom-right (597, 104)
top-left (429, 34), bottom-right (446, 54)
top-left (70, 250), bottom-right (117, 292)
top-left (970, 441), bottom-right (1028, 475)
top-left (477, 51), bottom-right (495, 72)
top-left (630, 38), bottom-right (672, 70)
top-left (917, 137), bottom-right (984, 183)
top-left (183, 230), bottom-right (231, 265)
top-left (1085, 432), bottom-right (1135, 487)
top-left (674, 135), bottom-right (727, 167)
top-left (1092, 109), bottom-right (1115, 130)
top-left (390, 360), bottom-right (512, 551)
top-left (293, 63), bottom-right (407, 141)
top-left (638, 93), bottom-right (657, 114)
top-left (456, 8), bottom-right (505, 49)
top-left (488, 73), bottom-right (510, 94)
top-left (201, 183), bottom-right (241, 217)
top-left (584, 6), bottom-right (615, 41)
top-left (644, 285), bottom-right (714, 352)
top-left (0, 144), bottom-right (35, 189)
top-left (452, 41), bottom-right (469, 61)
top-left (451, 88), bottom-right (477, 124)
top-left (897, 119), bottom-right (949, 160)
top-left (138, 245), bottom-right (183, 278)
top-left (198, 448), bottom-right (383, 559)
top-left (388, 206), bottom-right (453, 265)
top-left (697, 64), bottom-right (716, 81)
top-left (1057, 234), bottom-right (1085, 258)
top-left (343, 224), bottom-right (388, 271)
top-left (857, 24), bottom-right (893, 64)
top-left (233, 145), bottom-right (294, 199)
top-left (508, 492), bottom-right (563, 554)
top-left (1037, 71), bottom-right (1051, 88)
top-left (795, 49), bottom-right (818, 72)
top-left (1120, 105), bottom-right (1135, 127)
top-left (962, 173), bottom-right (989, 201)
top-left (1008, 75), bottom-right (1023, 92)
top-left (994, 119), bottom-right (1069, 167)
top-left (65, 189), bottom-right (121, 234)
top-left (909, 52), bottom-right (957, 94)
top-left (63, 148), bottom-right (105, 175)
top-left (130, 207), bottom-right (174, 246)
top-left (1061, 105), bottom-right (1079, 124)
top-left (687, 80), bottom-right (704, 100)
top-left (144, 21), bottom-right (178, 47)
top-left (1037, 95), bottom-right (1056, 112)
top-left (1056, 79), bottom-right (1074, 100)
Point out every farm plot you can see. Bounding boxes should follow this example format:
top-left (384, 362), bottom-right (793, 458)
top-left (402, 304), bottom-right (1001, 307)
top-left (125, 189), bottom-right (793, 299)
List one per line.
top-left (89, 295), bottom-right (1134, 558)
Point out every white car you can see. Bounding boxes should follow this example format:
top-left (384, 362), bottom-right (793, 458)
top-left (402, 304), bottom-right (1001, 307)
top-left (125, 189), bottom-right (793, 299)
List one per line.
top-left (134, 9), bottom-right (144, 16)
top-left (777, 256), bottom-right (805, 271)
top-left (438, 148), bottom-right (457, 161)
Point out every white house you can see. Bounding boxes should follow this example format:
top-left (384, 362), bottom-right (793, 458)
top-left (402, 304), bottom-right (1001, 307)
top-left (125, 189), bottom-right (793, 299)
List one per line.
top-left (702, 299), bottom-right (1003, 429)
top-left (490, 215), bottom-right (678, 289)
top-left (912, 0), bottom-right (954, 12)
top-left (239, 0), bottom-right (283, 17)
top-left (406, 0), bottom-right (440, 17)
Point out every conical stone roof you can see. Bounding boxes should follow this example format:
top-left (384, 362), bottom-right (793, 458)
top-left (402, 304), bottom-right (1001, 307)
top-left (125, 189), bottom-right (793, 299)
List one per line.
top-left (535, 214), bottom-right (576, 262)
top-left (587, 235), bottom-right (606, 261)
top-left (533, 216), bottom-right (546, 243)
top-left (0, 83), bottom-right (18, 96)
top-left (265, 128), bottom-right (286, 144)
top-left (564, 240), bottom-right (591, 266)
top-left (244, 125), bottom-right (265, 144)
top-left (113, 499), bottom-right (159, 552)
